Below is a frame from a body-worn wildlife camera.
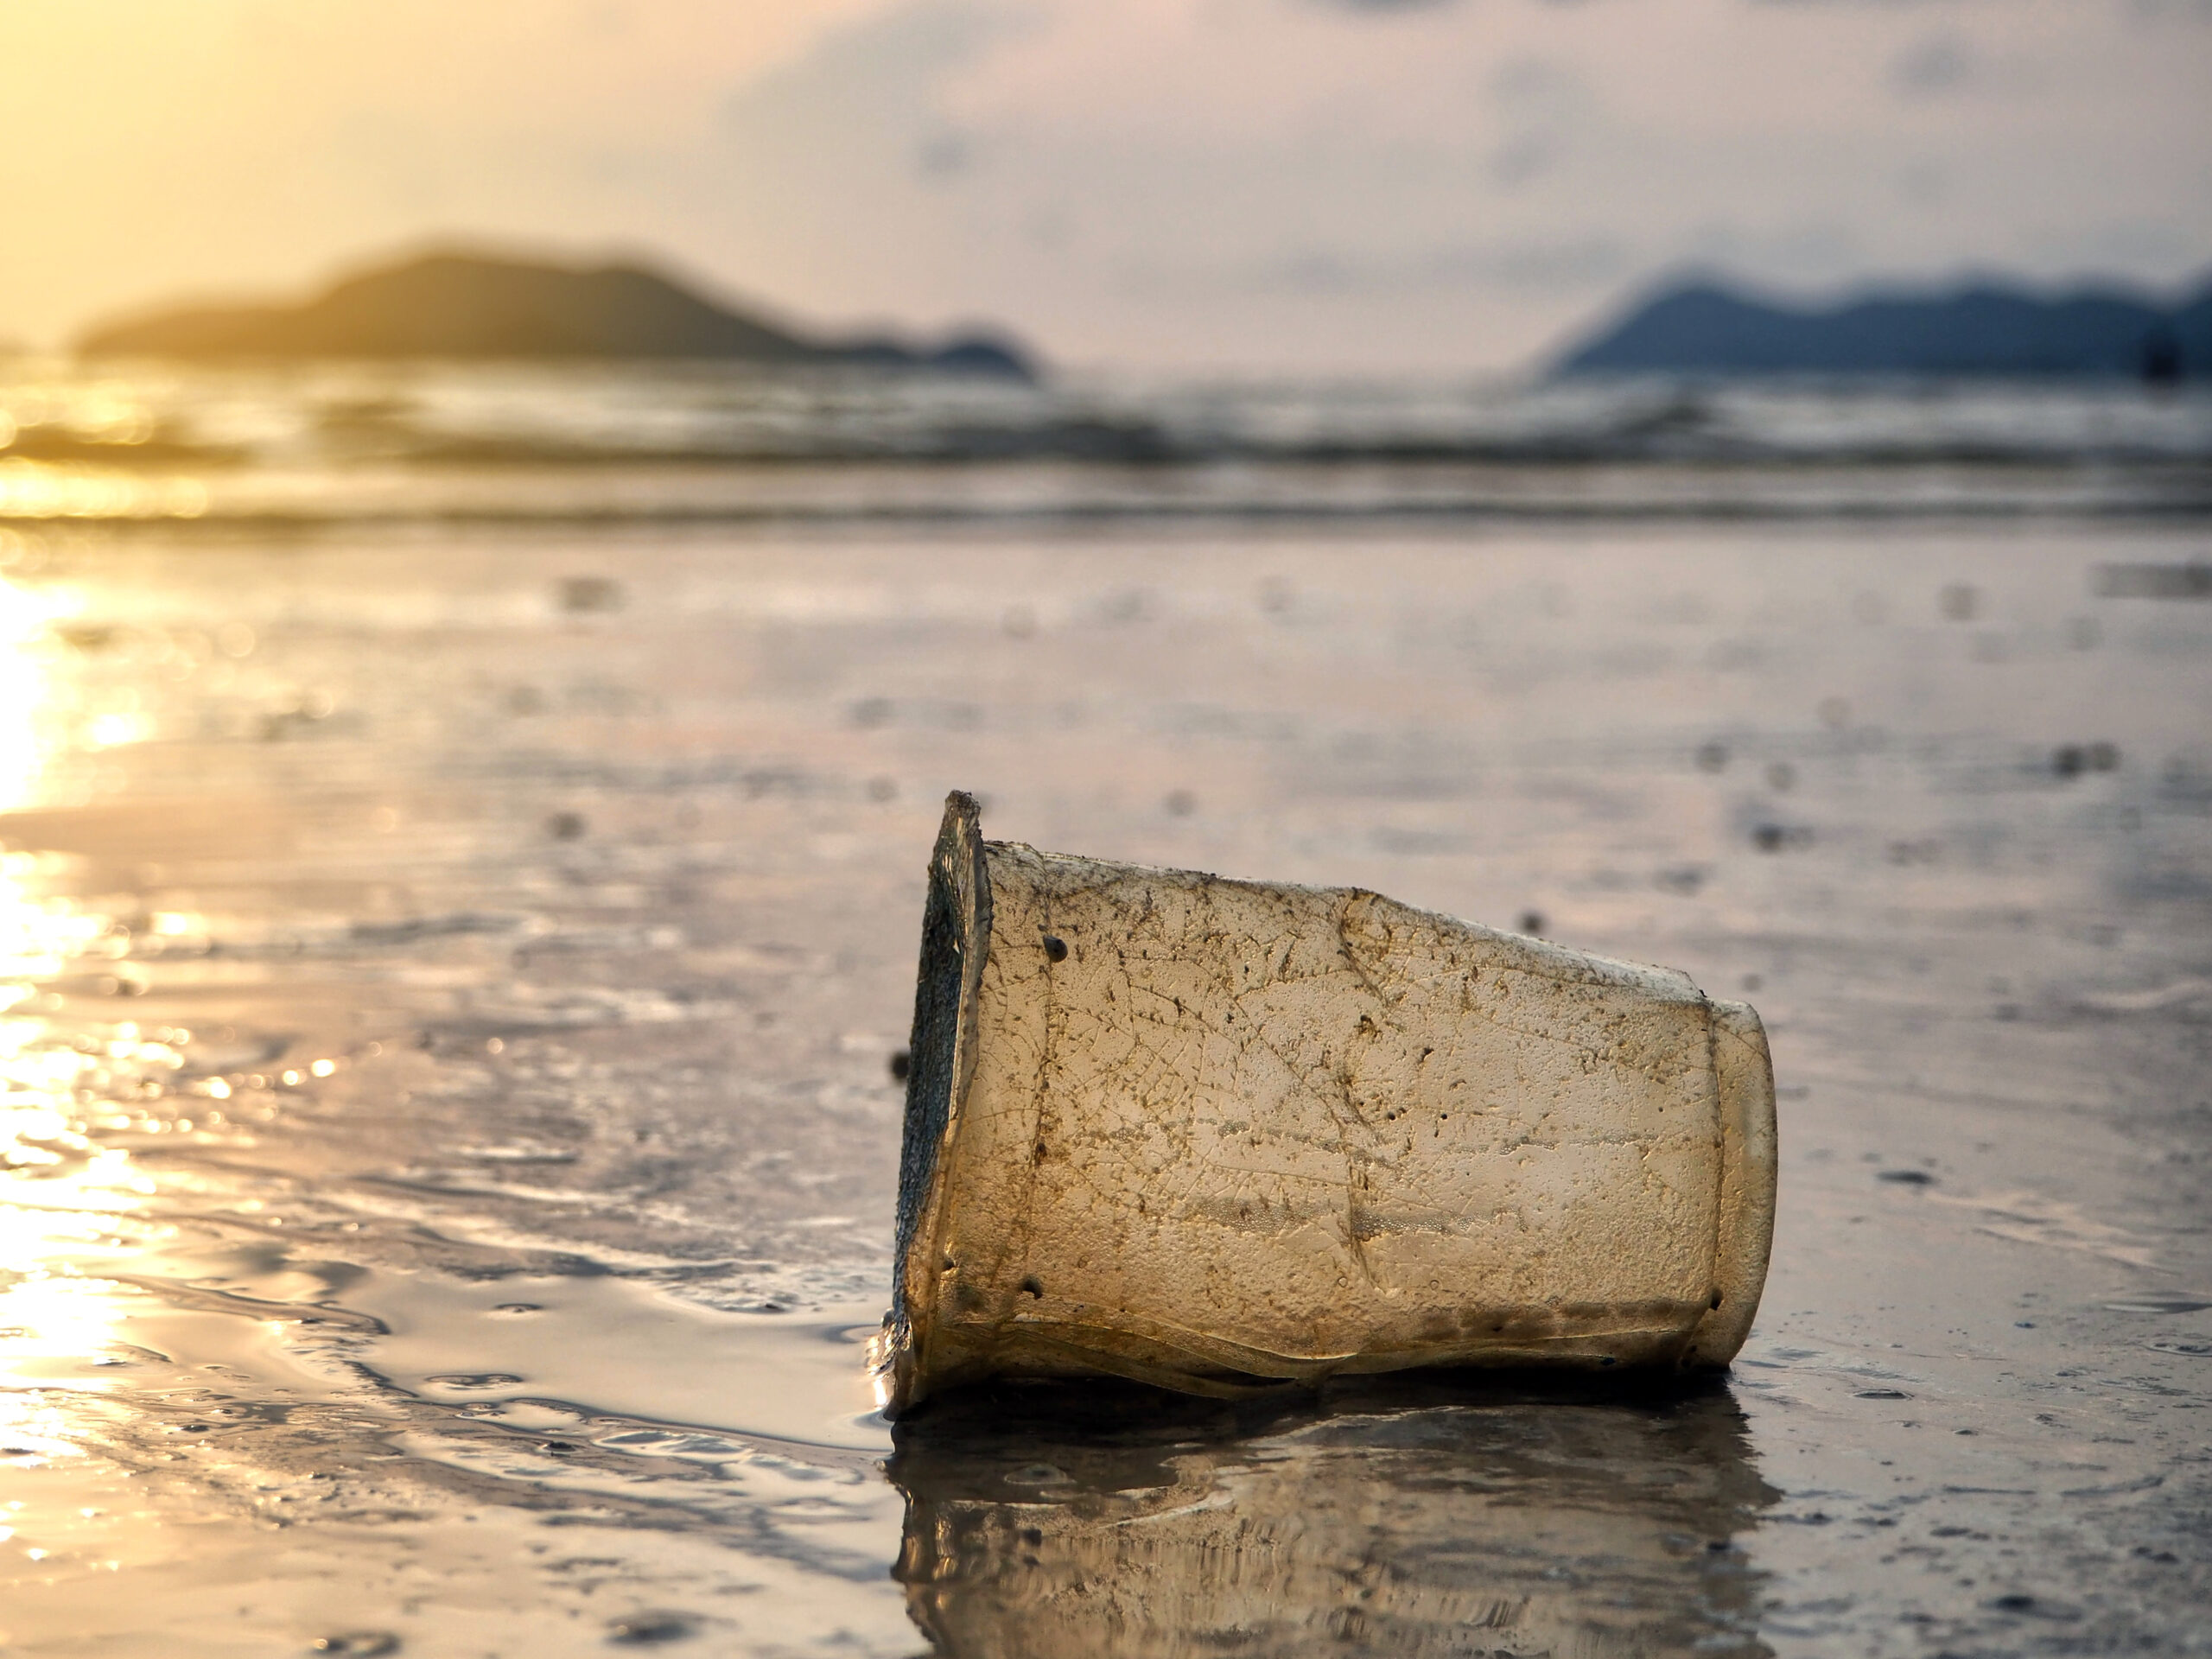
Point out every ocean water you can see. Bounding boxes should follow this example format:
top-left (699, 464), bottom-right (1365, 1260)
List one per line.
top-left (0, 364), bottom-right (2209, 1656)
top-left (3, 359), bottom-right (2209, 525)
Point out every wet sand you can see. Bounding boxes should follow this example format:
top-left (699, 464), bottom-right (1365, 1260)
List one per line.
top-left (0, 519), bottom-right (2206, 1654)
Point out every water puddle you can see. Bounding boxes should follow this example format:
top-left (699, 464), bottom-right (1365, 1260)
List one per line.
top-left (346, 1272), bottom-right (891, 1453)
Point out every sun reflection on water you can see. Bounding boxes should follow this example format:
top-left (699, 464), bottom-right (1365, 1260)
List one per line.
top-left (0, 592), bottom-right (172, 1471)
top-left (0, 1003), bottom-right (178, 1401)
top-left (0, 571), bottom-right (67, 813)
top-left (0, 462), bottom-right (209, 523)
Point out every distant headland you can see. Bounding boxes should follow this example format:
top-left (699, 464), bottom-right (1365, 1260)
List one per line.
top-left (76, 249), bottom-right (1036, 378)
top-left (1556, 275), bottom-right (2212, 382)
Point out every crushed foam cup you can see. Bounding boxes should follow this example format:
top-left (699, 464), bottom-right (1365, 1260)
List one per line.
top-left (874, 792), bottom-right (1777, 1416)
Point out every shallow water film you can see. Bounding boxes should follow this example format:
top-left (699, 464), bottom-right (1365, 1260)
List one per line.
top-left (0, 515), bottom-right (2207, 1655)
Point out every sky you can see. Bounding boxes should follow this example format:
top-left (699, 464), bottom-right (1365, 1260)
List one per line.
top-left (3, 0), bottom-right (2209, 374)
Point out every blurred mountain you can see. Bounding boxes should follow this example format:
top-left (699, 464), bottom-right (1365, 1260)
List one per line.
top-left (1557, 276), bottom-right (2212, 381)
top-left (76, 251), bottom-right (1034, 378)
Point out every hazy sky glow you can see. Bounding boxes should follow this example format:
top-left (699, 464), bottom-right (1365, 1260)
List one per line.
top-left (5, 0), bottom-right (2209, 372)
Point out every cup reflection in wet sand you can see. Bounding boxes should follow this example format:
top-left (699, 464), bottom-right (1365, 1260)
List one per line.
top-left (892, 1375), bottom-right (1777, 1657)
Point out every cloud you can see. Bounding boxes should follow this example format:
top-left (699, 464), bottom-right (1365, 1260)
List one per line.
top-left (1, 0), bottom-right (2206, 372)
top-left (1891, 33), bottom-right (1974, 96)
top-left (1309, 0), bottom-right (1461, 13)
top-left (1748, 0), bottom-right (1980, 9)
top-left (698, 0), bottom-right (1023, 301)
top-left (916, 130), bottom-right (978, 179)
top-left (1244, 238), bottom-right (1631, 296)
top-left (1684, 219), bottom-right (1865, 280)
top-left (681, 0), bottom-right (2210, 368)
top-left (719, 1), bottom-right (1008, 140)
